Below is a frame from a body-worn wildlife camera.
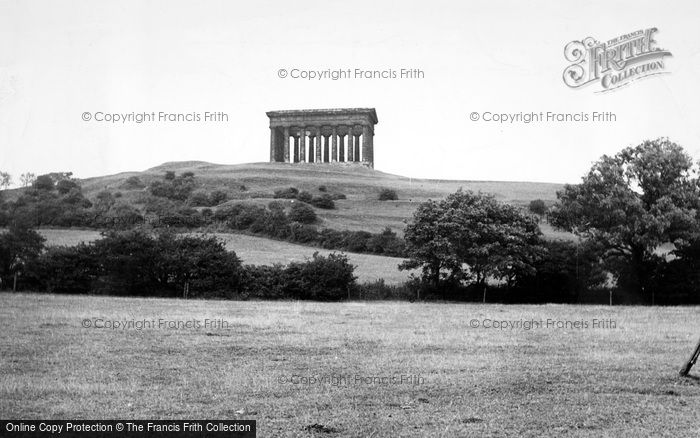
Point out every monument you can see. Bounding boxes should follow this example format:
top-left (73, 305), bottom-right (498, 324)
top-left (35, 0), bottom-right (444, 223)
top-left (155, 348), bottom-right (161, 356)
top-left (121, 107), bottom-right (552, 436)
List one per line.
top-left (267, 108), bottom-right (378, 168)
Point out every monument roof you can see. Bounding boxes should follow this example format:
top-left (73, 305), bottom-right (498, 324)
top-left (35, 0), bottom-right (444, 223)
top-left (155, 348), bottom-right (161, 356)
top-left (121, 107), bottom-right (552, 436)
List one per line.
top-left (266, 108), bottom-right (378, 124)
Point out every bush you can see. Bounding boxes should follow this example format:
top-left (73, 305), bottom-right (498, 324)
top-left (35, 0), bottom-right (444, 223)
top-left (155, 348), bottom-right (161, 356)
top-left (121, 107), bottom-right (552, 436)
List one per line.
top-left (149, 172), bottom-right (195, 201)
top-left (310, 194), bottom-right (335, 209)
top-left (274, 187), bottom-right (299, 199)
top-left (288, 222), bottom-right (319, 243)
top-left (297, 191), bottom-right (313, 203)
top-left (209, 190), bottom-right (228, 206)
top-left (188, 191), bottom-right (212, 207)
top-left (56, 179), bottom-right (79, 195)
top-left (122, 176), bottom-right (145, 189)
top-left (378, 188), bottom-right (398, 201)
top-left (318, 185), bottom-right (327, 192)
top-left (239, 264), bottom-right (286, 299)
top-left (283, 252), bottom-right (355, 301)
top-left (289, 202), bottom-right (317, 224)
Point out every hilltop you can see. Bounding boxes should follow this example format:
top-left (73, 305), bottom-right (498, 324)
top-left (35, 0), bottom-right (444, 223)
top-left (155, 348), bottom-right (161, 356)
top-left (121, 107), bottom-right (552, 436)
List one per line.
top-left (79, 161), bottom-right (564, 235)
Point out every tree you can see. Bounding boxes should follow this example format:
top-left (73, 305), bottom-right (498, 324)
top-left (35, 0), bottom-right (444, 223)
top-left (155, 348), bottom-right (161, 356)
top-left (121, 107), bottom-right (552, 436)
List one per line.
top-left (528, 199), bottom-right (547, 216)
top-left (549, 138), bottom-right (700, 298)
top-left (20, 173), bottom-right (36, 187)
top-left (0, 171), bottom-right (11, 190)
top-left (0, 223), bottom-right (45, 289)
top-left (400, 190), bottom-right (543, 296)
top-left (32, 175), bottom-right (55, 191)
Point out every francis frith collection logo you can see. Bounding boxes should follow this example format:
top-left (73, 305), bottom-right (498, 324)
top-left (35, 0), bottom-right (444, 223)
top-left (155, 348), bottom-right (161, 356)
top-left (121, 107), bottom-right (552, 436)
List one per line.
top-left (563, 28), bottom-right (672, 92)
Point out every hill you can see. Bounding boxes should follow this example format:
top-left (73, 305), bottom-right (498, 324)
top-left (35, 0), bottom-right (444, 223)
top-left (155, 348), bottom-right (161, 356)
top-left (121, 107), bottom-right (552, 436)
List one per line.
top-left (79, 161), bottom-right (564, 235)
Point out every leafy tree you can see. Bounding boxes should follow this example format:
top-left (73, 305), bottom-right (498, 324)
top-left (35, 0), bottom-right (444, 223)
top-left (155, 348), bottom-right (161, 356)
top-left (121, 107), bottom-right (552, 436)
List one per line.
top-left (19, 173), bottom-right (36, 187)
top-left (32, 175), bottom-right (55, 191)
top-left (0, 223), bottom-right (45, 288)
top-left (0, 171), bottom-right (11, 190)
top-left (549, 138), bottom-right (700, 298)
top-left (283, 252), bottom-right (356, 301)
top-left (157, 232), bottom-right (240, 297)
top-left (528, 199), bottom-right (547, 216)
top-left (400, 190), bottom-right (543, 295)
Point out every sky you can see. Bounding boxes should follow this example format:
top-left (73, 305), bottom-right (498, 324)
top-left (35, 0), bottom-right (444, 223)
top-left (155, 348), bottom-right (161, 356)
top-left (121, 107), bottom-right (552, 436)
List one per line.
top-left (1, 0), bottom-right (699, 185)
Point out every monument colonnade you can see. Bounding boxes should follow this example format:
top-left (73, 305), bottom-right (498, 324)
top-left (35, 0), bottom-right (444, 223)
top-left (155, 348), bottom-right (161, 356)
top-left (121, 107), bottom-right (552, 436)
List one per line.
top-left (267, 109), bottom-right (377, 168)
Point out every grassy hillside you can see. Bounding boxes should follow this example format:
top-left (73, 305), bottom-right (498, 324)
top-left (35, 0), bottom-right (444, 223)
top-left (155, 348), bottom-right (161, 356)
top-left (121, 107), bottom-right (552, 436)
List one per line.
top-left (80, 161), bottom-right (564, 234)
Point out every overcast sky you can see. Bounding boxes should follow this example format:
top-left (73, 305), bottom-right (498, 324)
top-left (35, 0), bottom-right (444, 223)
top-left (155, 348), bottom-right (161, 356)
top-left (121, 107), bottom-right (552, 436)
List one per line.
top-left (1, 0), bottom-right (699, 184)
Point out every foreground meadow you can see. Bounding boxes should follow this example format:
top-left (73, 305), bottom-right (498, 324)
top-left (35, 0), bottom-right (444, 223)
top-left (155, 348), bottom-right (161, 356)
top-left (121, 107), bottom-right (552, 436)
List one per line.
top-left (1, 293), bottom-right (698, 437)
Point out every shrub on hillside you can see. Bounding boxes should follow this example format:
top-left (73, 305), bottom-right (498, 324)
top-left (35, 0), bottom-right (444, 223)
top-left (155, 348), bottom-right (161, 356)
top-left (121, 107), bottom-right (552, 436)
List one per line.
top-left (310, 194), bottom-right (335, 209)
top-left (209, 190), bottom-right (228, 206)
top-left (274, 187), bottom-right (299, 199)
top-left (288, 202), bottom-right (317, 224)
top-left (122, 176), bottom-right (145, 189)
top-left (149, 172), bottom-right (195, 201)
top-left (378, 188), bottom-right (398, 201)
top-left (297, 191), bottom-right (313, 203)
top-left (188, 191), bottom-right (212, 207)
top-left (288, 222), bottom-right (319, 243)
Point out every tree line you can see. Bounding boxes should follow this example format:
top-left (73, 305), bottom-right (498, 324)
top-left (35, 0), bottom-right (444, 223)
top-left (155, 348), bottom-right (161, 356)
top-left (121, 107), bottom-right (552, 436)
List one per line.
top-left (1, 138), bottom-right (699, 303)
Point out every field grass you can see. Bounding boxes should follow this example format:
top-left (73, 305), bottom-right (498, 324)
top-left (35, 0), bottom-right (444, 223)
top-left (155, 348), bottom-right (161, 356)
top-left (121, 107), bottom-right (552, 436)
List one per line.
top-left (1, 293), bottom-right (698, 436)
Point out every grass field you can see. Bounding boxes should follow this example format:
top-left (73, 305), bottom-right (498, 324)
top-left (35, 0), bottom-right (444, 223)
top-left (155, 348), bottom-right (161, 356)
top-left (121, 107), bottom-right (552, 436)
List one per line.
top-left (1, 293), bottom-right (698, 436)
top-left (35, 229), bottom-right (413, 284)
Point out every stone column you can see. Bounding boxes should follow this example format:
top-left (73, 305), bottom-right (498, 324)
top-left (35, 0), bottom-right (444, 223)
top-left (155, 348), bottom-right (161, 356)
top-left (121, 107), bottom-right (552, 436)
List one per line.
top-left (362, 125), bottom-right (373, 168)
top-left (283, 127), bottom-right (290, 162)
top-left (315, 128), bottom-right (322, 163)
top-left (331, 126), bottom-right (338, 162)
top-left (339, 132), bottom-right (345, 162)
top-left (354, 133), bottom-right (361, 162)
top-left (269, 127), bottom-right (276, 162)
top-left (293, 135), bottom-right (299, 162)
top-left (299, 127), bottom-right (306, 162)
top-left (309, 136), bottom-right (315, 163)
top-left (347, 129), bottom-right (354, 162)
